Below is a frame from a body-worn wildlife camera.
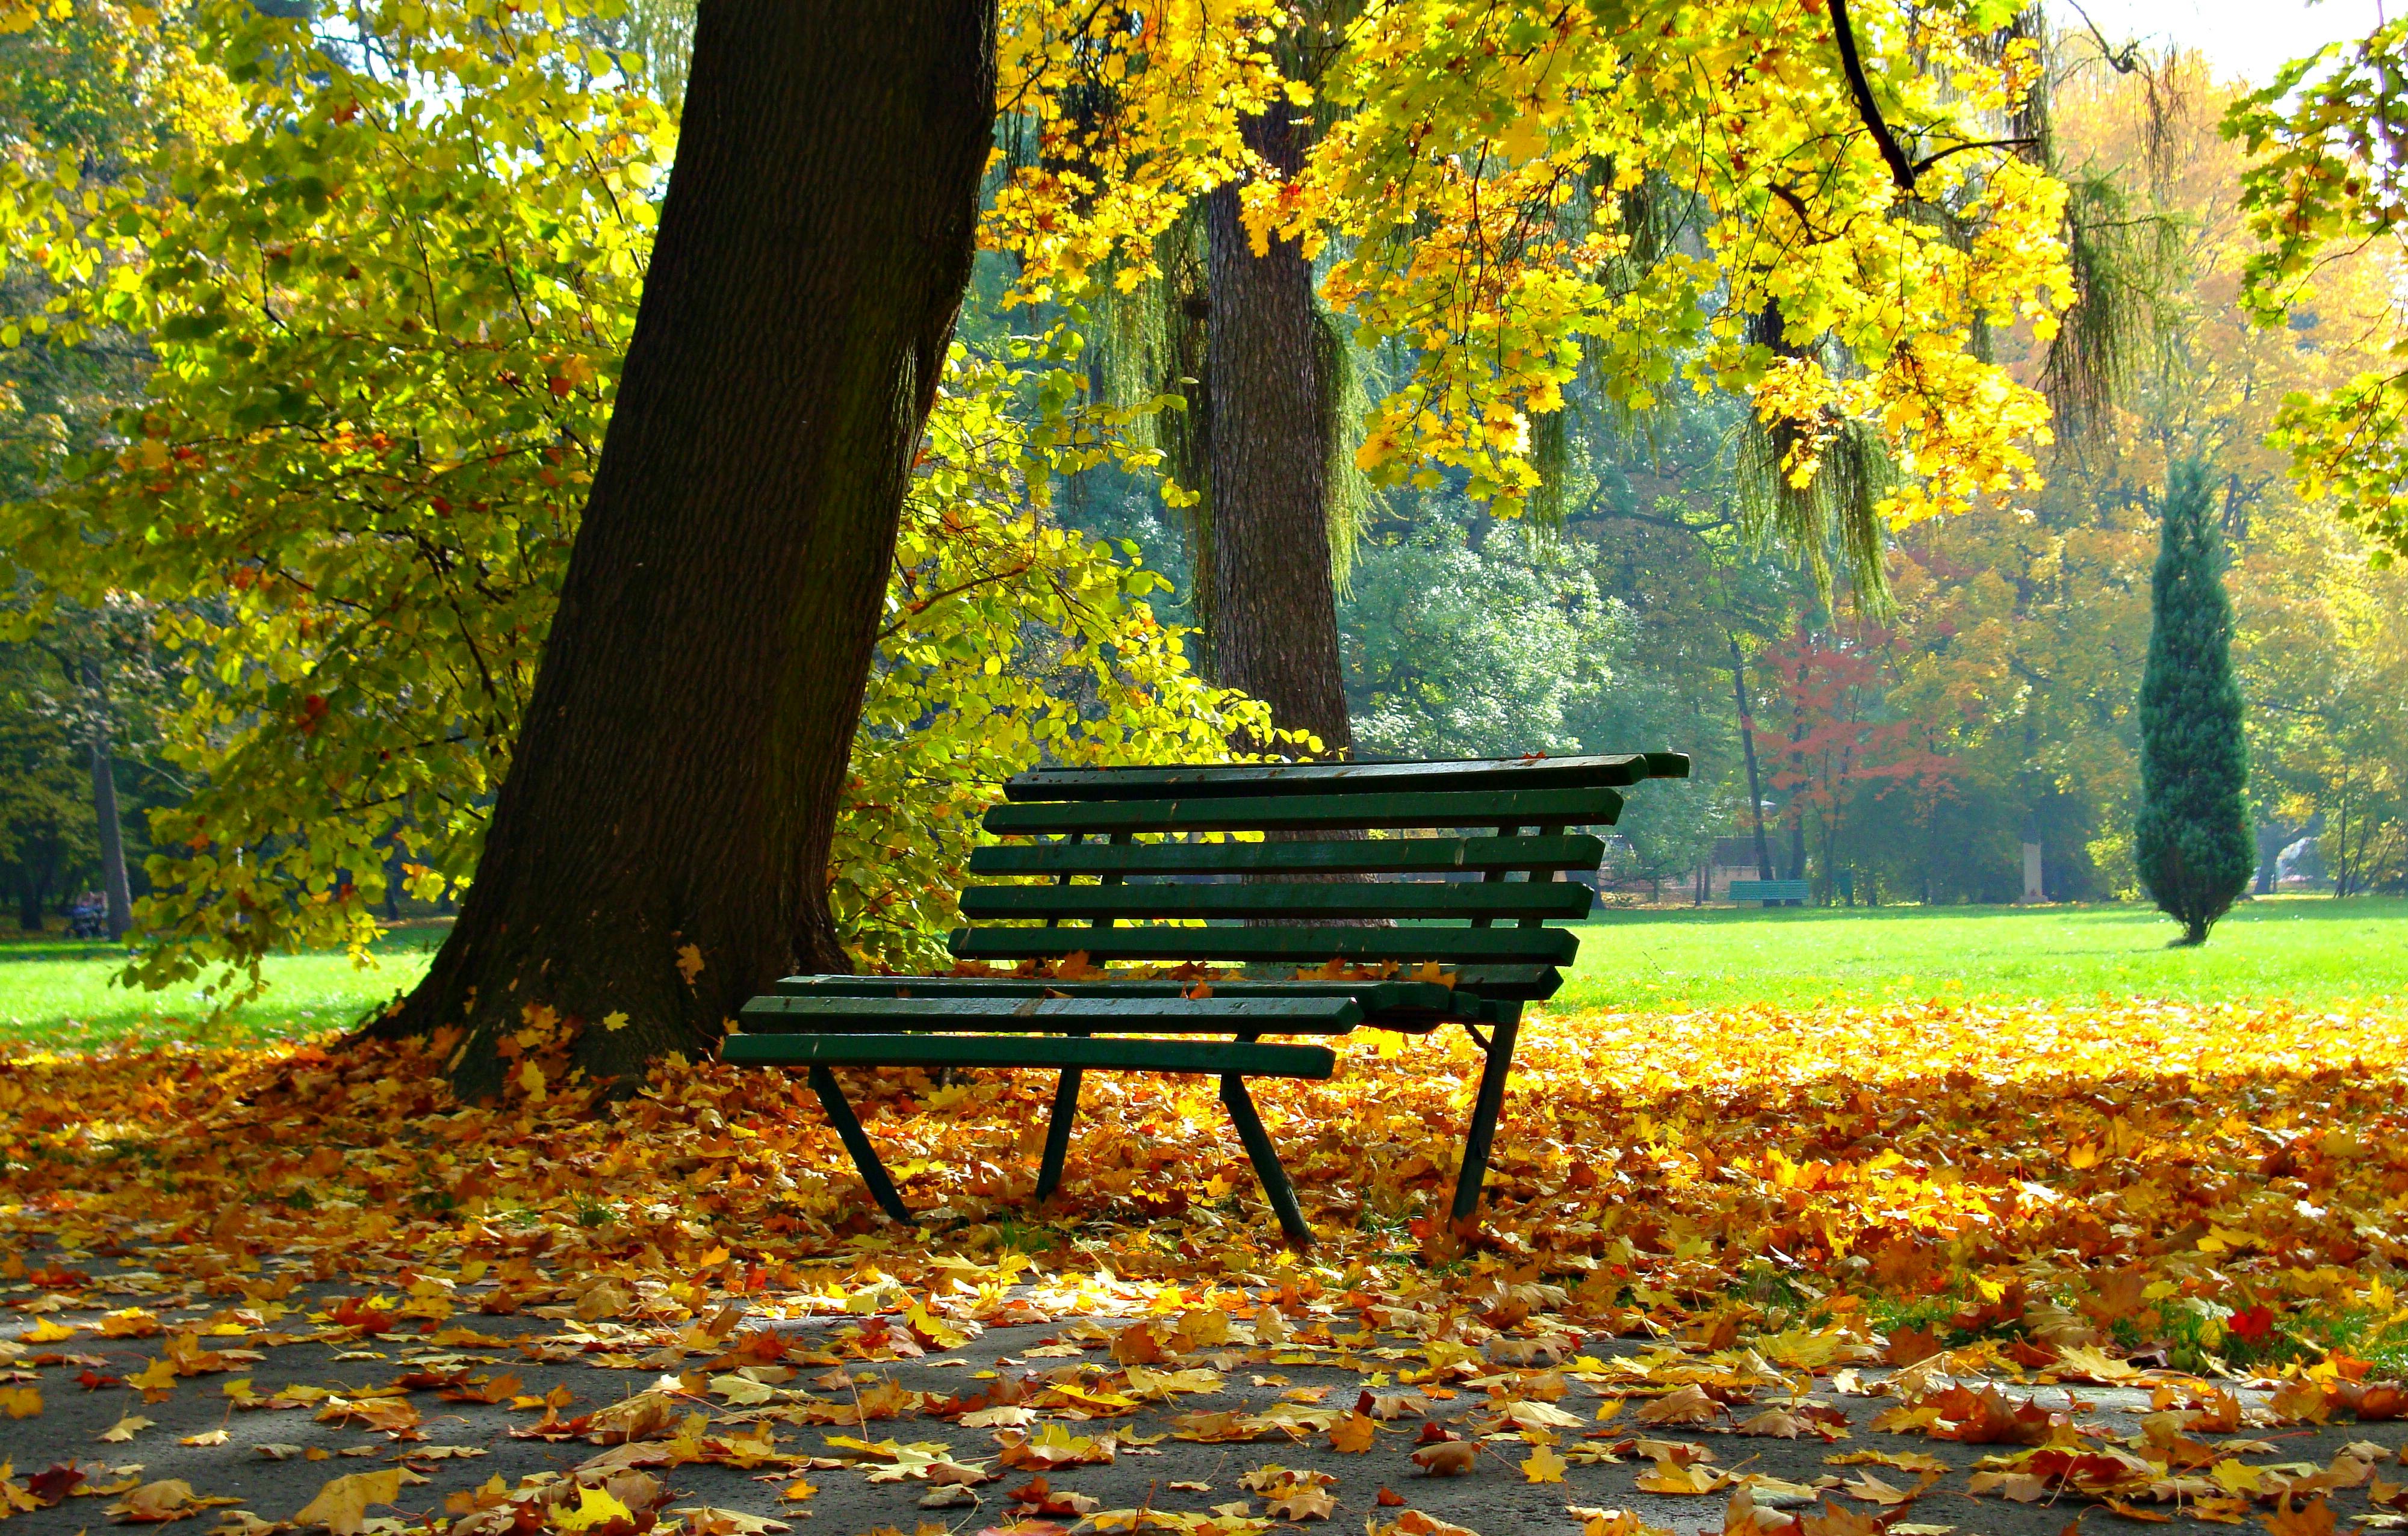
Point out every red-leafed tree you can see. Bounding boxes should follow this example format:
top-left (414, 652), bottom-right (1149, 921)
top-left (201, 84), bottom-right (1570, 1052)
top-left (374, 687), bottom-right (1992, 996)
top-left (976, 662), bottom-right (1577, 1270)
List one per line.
top-left (1762, 626), bottom-right (1958, 902)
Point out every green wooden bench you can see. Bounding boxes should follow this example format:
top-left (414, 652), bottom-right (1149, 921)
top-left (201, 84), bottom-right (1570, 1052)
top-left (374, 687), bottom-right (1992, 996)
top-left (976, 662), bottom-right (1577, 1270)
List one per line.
top-left (1728, 878), bottom-right (1810, 906)
top-left (726, 751), bottom-right (1689, 1246)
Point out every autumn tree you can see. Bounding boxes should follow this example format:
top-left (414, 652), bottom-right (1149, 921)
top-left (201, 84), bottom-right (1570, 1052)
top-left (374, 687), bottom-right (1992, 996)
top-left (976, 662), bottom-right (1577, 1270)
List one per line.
top-left (365, 0), bottom-right (1000, 1086)
top-left (2135, 460), bottom-right (2252, 944)
top-left (994, 0), bottom-right (2078, 761)
top-left (2224, 17), bottom-right (2408, 558)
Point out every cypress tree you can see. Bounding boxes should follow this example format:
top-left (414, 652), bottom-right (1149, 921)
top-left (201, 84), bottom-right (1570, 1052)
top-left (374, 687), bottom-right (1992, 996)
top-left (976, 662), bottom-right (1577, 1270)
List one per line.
top-left (2135, 458), bottom-right (2254, 945)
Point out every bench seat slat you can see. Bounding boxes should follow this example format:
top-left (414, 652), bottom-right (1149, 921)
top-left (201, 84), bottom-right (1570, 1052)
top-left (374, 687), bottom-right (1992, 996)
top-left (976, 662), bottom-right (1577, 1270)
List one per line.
top-left (741, 994), bottom-right (1365, 1034)
top-left (967, 834), bottom-right (1605, 878)
top-left (1004, 752), bottom-right (1690, 801)
top-left (960, 880), bottom-right (1592, 923)
top-left (982, 785), bottom-right (1622, 837)
top-left (771, 974), bottom-right (1460, 1009)
top-left (771, 970), bottom-right (1559, 1003)
top-left (949, 924), bottom-right (1578, 966)
top-left (722, 1032), bottom-right (1338, 1079)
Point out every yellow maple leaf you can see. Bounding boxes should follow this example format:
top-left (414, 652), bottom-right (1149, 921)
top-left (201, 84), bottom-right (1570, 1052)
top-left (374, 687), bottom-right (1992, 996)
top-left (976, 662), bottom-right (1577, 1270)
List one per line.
top-left (129, 1355), bottom-right (179, 1394)
top-left (1328, 1411), bottom-right (1377, 1453)
top-left (1522, 1446), bottom-right (1569, 1484)
top-left (554, 1485), bottom-right (635, 1532)
top-left (0, 1386), bottom-right (39, 1419)
top-left (293, 1470), bottom-right (404, 1536)
top-left (675, 944), bottom-right (704, 985)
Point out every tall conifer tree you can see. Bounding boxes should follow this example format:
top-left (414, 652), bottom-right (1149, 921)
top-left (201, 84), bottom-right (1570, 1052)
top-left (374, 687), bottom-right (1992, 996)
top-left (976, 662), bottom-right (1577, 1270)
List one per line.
top-left (2135, 459), bottom-right (2253, 944)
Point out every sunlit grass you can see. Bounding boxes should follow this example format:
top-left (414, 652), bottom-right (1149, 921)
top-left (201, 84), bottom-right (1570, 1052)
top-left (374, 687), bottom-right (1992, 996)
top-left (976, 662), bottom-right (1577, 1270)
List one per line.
top-left (1557, 894), bottom-right (2407, 1011)
top-left (0, 926), bottom-right (442, 1047)
top-left (2, 896), bottom-right (2400, 1047)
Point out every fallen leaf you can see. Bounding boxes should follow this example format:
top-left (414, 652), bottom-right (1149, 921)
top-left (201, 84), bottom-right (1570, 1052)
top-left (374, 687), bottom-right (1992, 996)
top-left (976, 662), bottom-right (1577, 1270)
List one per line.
top-left (291, 1471), bottom-right (403, 1536)
top-left (1409, 1441), bottom-right (1479, 1477)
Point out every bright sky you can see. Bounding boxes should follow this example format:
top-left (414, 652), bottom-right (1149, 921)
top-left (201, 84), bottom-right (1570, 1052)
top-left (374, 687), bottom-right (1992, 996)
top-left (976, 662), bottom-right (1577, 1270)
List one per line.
top-left (2049, 0), bottom-right (2390, 83)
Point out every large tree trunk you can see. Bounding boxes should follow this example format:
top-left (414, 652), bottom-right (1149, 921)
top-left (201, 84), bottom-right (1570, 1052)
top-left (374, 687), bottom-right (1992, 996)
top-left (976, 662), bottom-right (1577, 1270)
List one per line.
top-left (1205, 108), bottom-right (1352, 759)
top-left (379, 0), bottom-right (996, 1094)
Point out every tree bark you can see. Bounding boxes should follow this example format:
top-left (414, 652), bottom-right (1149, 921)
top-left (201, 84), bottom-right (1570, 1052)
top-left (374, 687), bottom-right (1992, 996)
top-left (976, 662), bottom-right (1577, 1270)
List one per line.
top-left (82, 658), bottom-right (133, 941)
top-left (1205, 108), bottom-right (1351, 758)
top-left (377, 0), bottom-right (996, 1094)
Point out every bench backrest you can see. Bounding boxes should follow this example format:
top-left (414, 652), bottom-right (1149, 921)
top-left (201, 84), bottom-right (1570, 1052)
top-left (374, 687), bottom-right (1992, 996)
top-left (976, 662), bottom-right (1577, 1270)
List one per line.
top-left (1727, 879), bottom-right (1810, 902)
top-left (951, 752), bottom-right (1689, 1000)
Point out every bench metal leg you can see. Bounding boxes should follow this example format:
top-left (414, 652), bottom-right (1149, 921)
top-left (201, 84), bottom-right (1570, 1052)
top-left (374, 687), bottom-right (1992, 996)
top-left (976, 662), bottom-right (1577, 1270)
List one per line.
top-left (1220, 1073), bottom-right (1310, 1248)
top-left (807, 1064), bottom-right (913, 1224)
top-left (1449, 1017), bottom-right (1521, 1224)
top-left (1035, 1067), bottom-right (1082, 1202)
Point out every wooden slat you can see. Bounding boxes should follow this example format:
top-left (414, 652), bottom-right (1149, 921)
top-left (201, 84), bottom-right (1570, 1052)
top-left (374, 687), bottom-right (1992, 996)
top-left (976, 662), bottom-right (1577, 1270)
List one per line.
top-left (984, 786), bottom-right (1622, 837)
top-left (1004, 752), bottom-right (1690, 801)
top-left (723, 1032), bottom-right (1338, 1079)
top-left (1447, 965), bottom-right (1562, 1001)
top-left (967, 834), bottom-right (1605, 879)
top-left (769, 974), bottom-right (1460, 1009)
top-left (960, 880), bottom-right (1593, 924)
top-left (740, 994), bottom-right (1364, 1035)
top-left (949, 924), bottom-right (1580, 967)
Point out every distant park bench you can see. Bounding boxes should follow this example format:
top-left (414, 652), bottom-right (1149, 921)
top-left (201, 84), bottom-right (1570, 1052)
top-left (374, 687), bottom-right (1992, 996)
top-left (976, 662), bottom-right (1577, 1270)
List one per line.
top-left (1728, 878), bottom-right (1810, 906)
top-left (725, 751), bottom-right (1689, 1246)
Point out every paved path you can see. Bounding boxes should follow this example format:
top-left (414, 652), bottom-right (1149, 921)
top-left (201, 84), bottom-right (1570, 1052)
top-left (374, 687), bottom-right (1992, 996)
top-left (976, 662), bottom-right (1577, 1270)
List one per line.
top-left (4, 1268), bottom-right (2403, 1536)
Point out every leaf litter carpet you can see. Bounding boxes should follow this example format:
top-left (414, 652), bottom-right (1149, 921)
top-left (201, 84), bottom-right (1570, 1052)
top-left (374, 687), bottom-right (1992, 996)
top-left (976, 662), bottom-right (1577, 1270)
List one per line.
top-left (1, 1001), bottom-right (2405, 1536)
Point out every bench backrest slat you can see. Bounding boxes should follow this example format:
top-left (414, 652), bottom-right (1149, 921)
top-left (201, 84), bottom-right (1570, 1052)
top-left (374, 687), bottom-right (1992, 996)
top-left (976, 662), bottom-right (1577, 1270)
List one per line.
top-left (952, 924), bottom-right (1578, 967)
top-left (967, 832), bottom-right (1605, 879)
top-left (984, 785), bottom-right (1622, 837)
top-left (1003, 751), bottom-right (1687, 801)
top-left (960, 880), bottom-right (1592, 924)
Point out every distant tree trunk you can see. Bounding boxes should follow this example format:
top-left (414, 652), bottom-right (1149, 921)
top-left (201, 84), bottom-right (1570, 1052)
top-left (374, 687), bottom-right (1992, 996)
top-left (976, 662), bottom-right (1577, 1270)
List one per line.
top-left (1728, 634), bottom-right (1773, 880)
top-left (16, 866), bottom-right (44, 933)
top-left (1206, 107), bottom-right (1351, 758)
top-left (82, 658), bottom-right (133, 941)
top-left (376, 0), bottom-right (997, 1094)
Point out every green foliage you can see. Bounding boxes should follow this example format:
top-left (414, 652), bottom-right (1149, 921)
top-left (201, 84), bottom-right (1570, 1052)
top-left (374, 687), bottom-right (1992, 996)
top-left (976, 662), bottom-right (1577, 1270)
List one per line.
top-left (0, 642), bottom-right (96, 927)
top-left (837, 346), bottom-right (1277, 973)
top-left (0, 0), bottom-right (1270, 1006)
top-left (2223, 17), bottom-right (2408, 560)
top-left (1341, 512), bottom-right (1620, 762)
top-left (2135, 460), bottom-right (2253, 944)
top-left (0, 0), bottom-right (666, 1008)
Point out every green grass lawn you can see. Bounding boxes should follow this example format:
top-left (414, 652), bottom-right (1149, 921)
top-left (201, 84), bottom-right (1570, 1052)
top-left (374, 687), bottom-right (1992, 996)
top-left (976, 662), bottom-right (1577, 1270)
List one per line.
top-left (0, 927), bottom-right (441, 1048)
top-left (0, 896), bottom-right (2398, 1047)
top-left (1553, 894), bottom-right (2408, 1012)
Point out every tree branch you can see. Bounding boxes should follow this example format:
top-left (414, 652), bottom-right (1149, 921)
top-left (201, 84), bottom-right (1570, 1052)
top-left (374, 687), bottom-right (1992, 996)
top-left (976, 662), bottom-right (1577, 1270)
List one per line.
top-left (1829, 0), bottom-right (1917, 194)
